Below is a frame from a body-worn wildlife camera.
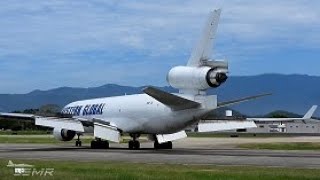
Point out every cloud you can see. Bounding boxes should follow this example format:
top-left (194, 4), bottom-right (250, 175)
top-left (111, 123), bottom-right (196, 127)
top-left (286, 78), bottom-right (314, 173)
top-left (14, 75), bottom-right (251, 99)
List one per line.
top-left (0, 0), bottom-right (319, 93)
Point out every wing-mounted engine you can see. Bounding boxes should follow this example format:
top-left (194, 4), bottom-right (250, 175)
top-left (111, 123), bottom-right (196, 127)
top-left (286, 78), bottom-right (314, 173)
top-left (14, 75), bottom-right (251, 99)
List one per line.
top-left (167, 60), bottom-right (228, 90)
top-left (53, 128), bottom-right (76, 141)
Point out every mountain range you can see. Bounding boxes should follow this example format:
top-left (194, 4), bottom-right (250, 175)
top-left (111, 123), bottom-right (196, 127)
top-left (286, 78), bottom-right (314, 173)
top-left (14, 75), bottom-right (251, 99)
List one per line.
top-left (0, 74), bottom-right (319, 116)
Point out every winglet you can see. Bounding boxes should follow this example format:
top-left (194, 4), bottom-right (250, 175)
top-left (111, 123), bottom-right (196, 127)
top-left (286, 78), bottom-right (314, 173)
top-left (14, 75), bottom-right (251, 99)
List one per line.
top-left (303, 105), bottom-right (318, 119)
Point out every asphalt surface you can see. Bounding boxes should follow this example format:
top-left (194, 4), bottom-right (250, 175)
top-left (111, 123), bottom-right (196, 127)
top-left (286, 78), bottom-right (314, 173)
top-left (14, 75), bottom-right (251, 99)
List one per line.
top-left (1, 137), bottom-right (320, 168)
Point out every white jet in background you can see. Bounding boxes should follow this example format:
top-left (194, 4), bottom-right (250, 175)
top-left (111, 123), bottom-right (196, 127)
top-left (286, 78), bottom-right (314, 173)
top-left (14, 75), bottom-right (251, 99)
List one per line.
top-left (198, 106), bottom-right (318, 133)
top-left (247, 105), bottom-right (318, 123)
top-left (0, 9), bottom-right (270, 149)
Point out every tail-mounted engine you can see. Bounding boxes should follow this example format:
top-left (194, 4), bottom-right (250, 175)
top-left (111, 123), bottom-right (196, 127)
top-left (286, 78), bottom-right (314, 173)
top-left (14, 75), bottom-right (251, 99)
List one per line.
top-left (53, 128), bottom-right (76, 141)
top-left (167, 60), bottom-right (228, 91)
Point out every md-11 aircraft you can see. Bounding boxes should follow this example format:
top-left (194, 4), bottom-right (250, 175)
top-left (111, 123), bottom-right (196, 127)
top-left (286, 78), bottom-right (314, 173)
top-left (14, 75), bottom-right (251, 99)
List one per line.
top-left (0, 9), bottom-right (270, 149)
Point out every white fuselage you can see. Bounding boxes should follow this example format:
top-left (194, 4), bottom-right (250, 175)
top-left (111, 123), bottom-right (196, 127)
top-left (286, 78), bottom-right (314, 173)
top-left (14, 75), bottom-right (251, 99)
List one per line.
top-left (62, 94), bottom-right (211, 134)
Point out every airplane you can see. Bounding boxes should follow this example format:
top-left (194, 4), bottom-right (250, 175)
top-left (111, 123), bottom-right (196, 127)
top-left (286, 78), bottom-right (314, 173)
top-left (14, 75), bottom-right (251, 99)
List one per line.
top-left (0, 9), bottom-right (270, 149)
top-left (198, 106), bottom-right (318, 133)
top-left (247, 105), bottom-right (318, 123)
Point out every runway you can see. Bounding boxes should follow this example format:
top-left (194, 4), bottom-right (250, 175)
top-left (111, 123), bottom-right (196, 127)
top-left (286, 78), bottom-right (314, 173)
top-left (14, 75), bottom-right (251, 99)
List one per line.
top-left (1, 137), bottom-right (320, 168)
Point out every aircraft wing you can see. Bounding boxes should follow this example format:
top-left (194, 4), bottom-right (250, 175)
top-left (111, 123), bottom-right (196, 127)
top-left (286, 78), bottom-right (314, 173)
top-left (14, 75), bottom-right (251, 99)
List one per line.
top-left (0, 112), bottom-right (36, 120)
top-left (247, 105), bottom-right (318, 122)
top-left (0, 112), bottom-right (122, 142)
top-left (0, 112), bottom-right (86, 132)
top-left (143, 86), bottom-right (201, 111)
top-left (217, 93), bottom-right (272, 108)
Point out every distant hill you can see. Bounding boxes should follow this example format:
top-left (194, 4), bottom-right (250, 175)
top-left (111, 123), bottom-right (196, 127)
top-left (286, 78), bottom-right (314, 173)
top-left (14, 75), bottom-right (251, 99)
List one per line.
top-left (261, 110), bottom-right (301, 118)
top-left (0, 74), bottom-right (319, 116)
top-left (210, 74), bottom-right (320, 116)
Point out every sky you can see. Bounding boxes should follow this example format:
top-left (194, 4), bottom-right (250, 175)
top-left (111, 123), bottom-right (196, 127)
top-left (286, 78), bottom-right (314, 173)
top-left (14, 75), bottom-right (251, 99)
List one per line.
top-left (0, 0), bottom-right (319, 93)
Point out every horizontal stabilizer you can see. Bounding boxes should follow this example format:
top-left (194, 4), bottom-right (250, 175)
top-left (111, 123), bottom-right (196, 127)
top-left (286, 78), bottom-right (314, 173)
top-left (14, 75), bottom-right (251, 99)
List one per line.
top-left (198, 120), bottom-right (257, 132)
top-left (156, 131), bottom-right (187, 144)
top-left (217, 93), bottom-right (272, 108)
top-left (143, 86), bottom-right (201, 111)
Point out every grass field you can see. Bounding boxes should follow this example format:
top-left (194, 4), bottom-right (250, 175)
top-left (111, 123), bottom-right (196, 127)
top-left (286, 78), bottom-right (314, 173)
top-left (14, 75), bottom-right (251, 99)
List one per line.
top-left (0, 159), bottom-right (320, 180)
top-left (238, 142), bottom-right (320, 150)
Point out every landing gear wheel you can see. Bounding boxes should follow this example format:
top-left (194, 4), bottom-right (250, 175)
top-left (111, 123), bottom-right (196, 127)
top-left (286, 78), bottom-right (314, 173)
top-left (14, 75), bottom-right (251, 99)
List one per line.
top-left (128, 133), bottom-right (141, 149)
top-left (75, 134), bottom-right (82, 147)
top-left (91, 141), bottom-right (97, 149)
top-left (128, 141), bottom-right (134, 149)
top-left (134, 141), bottom-right (140, 149)
top-left (75, 140), bottom-right (82, 147)
top-left (128, 140), bottom-right (140, 149)
top-left (91, 140), bottom-right (109, 149)
top-left (154, 141), bottom-right (173, 149)
top-left (166, 141), bottom-right (172, 149)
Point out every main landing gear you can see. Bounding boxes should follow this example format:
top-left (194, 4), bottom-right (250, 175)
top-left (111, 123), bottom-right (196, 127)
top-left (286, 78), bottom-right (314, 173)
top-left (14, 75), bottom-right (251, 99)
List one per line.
top-left (154, 141), bottom-right (173, 149)
top-left (75, 133), bottom-right (82, 147)
top-left (91, 138), bottom-right (109, 149)
top-left (128, 134), bottom-right (140, 149)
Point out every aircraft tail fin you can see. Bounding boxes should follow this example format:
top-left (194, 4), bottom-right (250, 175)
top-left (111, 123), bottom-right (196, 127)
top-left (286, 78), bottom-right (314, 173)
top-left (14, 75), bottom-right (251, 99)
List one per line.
top-left (187, 9), bottom-right (221, 67)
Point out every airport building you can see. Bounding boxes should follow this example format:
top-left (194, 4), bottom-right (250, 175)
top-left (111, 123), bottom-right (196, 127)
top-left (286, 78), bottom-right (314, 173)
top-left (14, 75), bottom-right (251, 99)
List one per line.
top-left (248, 121), bottom-right (320, 134)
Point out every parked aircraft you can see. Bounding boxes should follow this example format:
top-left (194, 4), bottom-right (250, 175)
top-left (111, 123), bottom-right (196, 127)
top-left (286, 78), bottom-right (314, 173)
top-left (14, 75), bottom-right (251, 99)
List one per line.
top-left (198, 106), bottom-right (318, 133)
top-left (247, 105), bottom-right (318, 123)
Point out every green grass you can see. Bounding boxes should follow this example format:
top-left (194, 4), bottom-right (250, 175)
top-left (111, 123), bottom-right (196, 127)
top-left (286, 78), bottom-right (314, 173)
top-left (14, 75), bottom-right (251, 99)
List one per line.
top-left (238, 142), bottom-right (320, 150)
top-left (0, 159), bottom-right (319, 180)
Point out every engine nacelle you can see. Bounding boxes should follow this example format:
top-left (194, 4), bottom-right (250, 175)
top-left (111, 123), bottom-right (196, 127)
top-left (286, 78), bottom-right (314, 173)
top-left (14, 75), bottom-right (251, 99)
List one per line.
top-left (167, 66), bottom-right (228, 90)
top-left (53, 128), bottom-right (76, 141)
